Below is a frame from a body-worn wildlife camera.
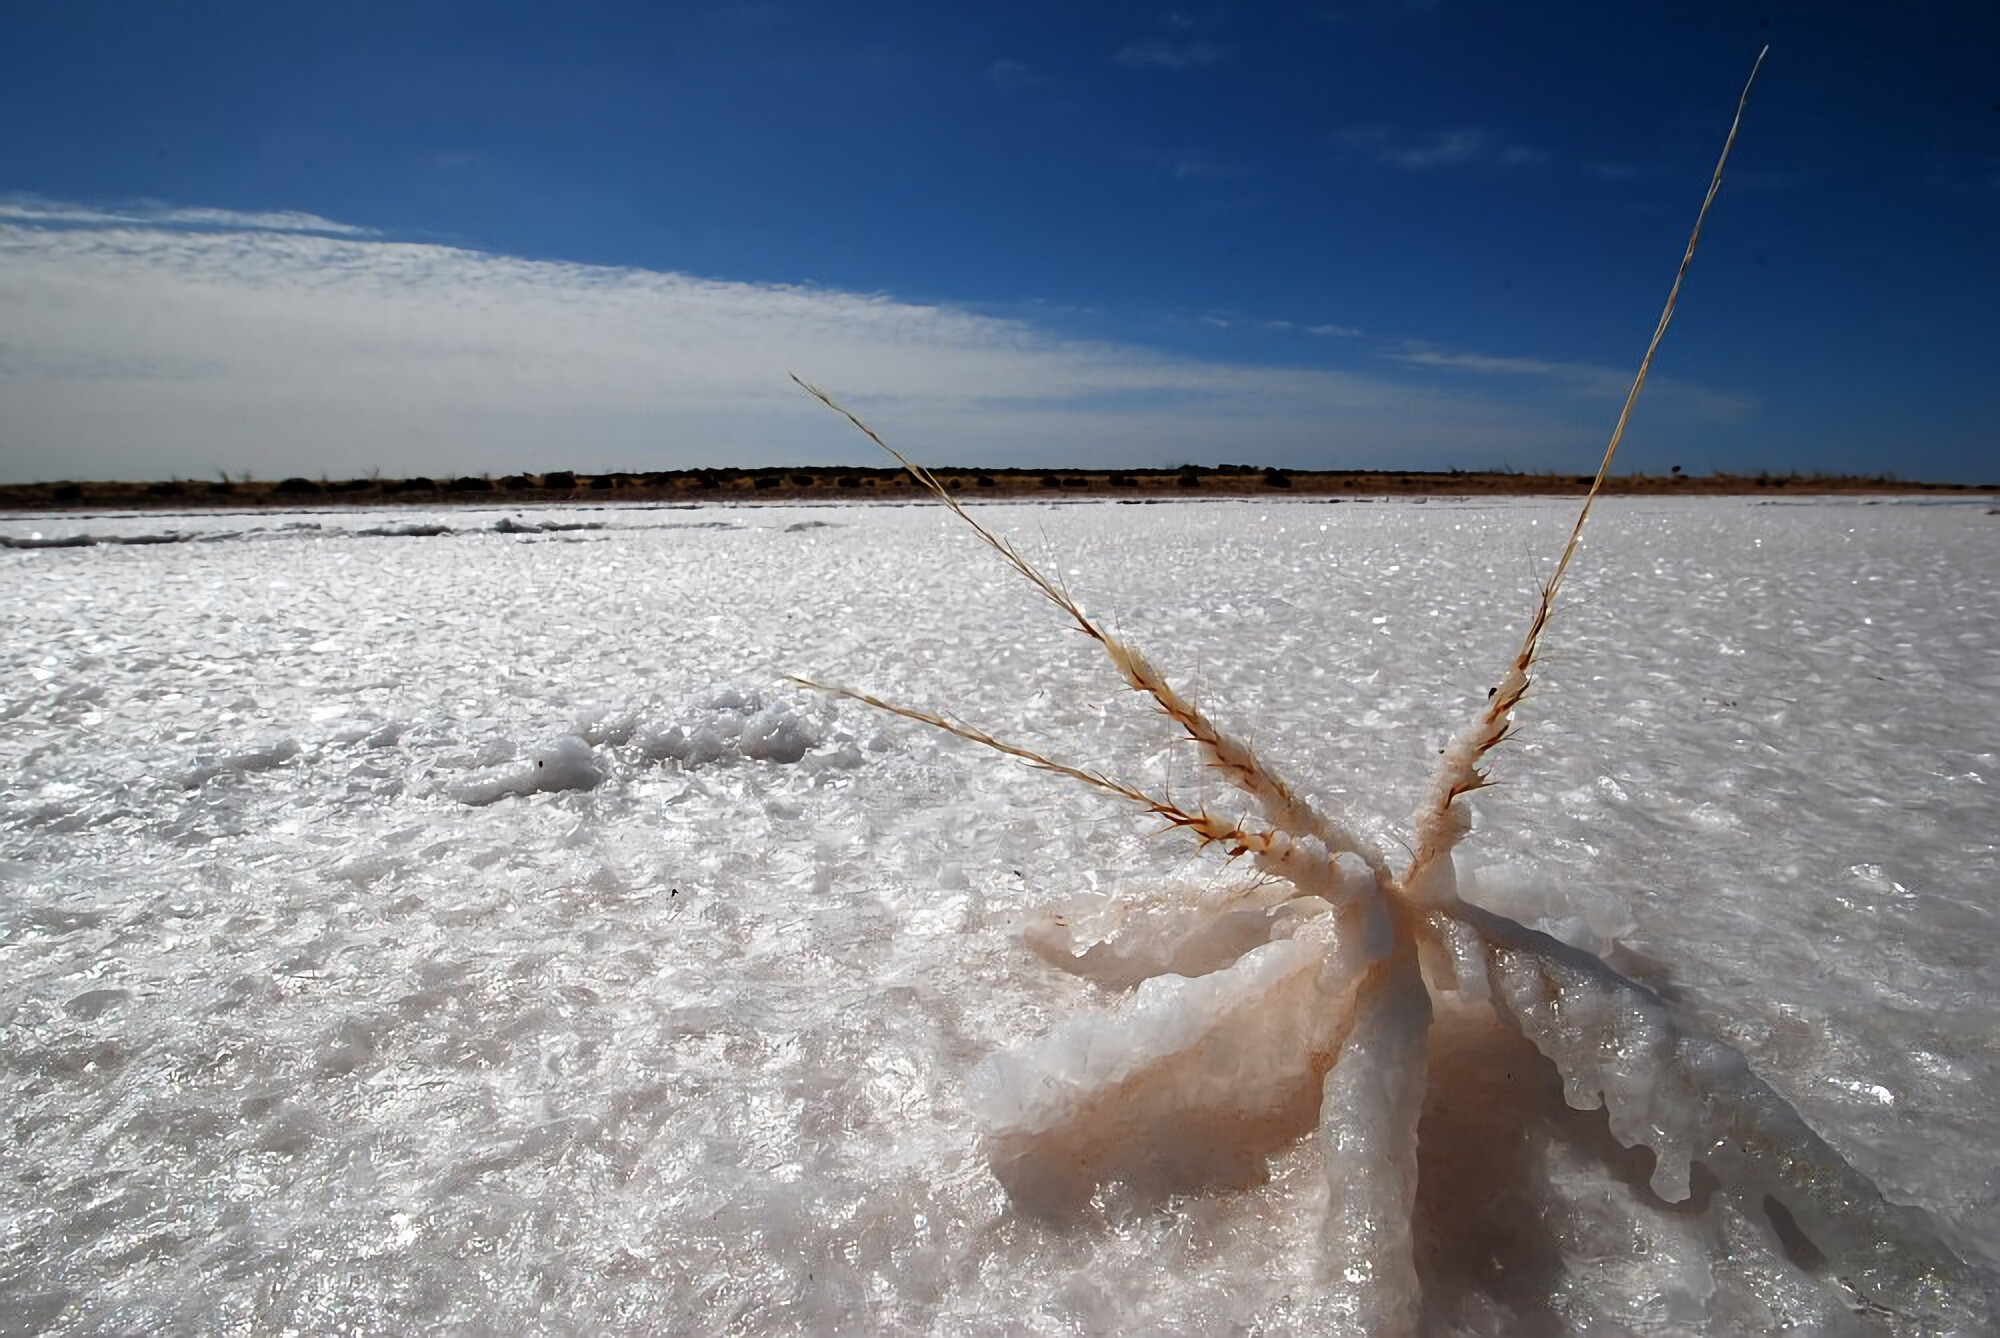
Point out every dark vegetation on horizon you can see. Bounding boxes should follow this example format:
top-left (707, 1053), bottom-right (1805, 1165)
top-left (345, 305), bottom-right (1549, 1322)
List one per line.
top-left (1, 462), bottom-right (1988, 511)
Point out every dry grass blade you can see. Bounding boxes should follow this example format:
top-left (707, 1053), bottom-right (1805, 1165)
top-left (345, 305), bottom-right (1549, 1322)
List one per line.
top-left (1407, 45), bottom-right (1768, 882)
top-left (788, 675), bottom-right (1284, 859)
top-left (789, 376), bottom-right (1388, 877)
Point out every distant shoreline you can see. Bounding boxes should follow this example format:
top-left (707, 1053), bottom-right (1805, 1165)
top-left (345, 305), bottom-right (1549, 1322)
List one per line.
top-left (2, 465), bottom-right (1992, 512)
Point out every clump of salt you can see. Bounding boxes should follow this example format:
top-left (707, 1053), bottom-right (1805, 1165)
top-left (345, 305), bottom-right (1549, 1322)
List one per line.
top-left (639, 690), bottom-right (823, 767)
top-left (449, 734), bottom-right (604, 805)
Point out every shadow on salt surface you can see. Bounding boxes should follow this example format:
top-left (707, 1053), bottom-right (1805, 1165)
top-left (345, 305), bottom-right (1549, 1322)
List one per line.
top-left (1408, 1008), bottom-right (1731, 1334)
top-left (964, 931), bottom-right (1910, 1335)
top-left (979, 994), bottom-right (1803, 1331)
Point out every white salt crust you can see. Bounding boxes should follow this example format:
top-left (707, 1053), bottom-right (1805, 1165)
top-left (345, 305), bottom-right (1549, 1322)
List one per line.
top-left (2, 496), bottom-right (1997, 1334)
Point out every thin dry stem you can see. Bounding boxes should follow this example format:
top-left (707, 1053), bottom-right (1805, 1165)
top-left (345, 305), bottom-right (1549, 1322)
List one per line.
top-left (1405, 46), bottom-right (1768, 888)
top-left (790, 377), bottom-right (1090, 633)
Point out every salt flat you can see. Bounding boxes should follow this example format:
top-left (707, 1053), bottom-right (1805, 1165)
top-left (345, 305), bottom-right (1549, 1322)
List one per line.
top-left (3, 496), bottom-right (1996, 1334)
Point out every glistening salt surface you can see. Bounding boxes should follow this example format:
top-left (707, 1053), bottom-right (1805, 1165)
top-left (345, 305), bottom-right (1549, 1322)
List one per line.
top-left (2, 497), bottom-right (1995, 1333)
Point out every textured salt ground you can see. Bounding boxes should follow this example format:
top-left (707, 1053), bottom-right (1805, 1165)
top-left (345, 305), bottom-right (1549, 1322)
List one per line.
top-left (2, 496), bottom-right (1996, 1333)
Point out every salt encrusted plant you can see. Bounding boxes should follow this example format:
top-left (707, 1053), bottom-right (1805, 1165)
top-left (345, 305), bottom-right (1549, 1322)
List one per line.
top-left (795, 50), bottom-right (1994, 1333)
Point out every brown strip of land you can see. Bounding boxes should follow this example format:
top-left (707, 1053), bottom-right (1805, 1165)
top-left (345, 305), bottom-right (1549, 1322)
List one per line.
top-left (2, 465), bottom-right (1989, 511)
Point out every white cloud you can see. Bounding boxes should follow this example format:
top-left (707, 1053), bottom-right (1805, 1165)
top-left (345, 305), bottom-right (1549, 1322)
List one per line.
top-left (0, 202), bottom-right (1726, 481)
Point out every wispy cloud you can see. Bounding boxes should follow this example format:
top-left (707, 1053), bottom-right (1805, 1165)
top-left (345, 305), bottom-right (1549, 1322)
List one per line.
top-left (0, 200), bottom-right (1737, 481)
top-left (1115, 38), bottom-right (1228, 71)
top-left (1394, 346), bottom-right (1601, 383)
top-left (0, 195), bottom-right (375, 237)
top-left (1197, 312), bottom-right (1363, 339)
top-left (1389, 341), bottom-right (1756, 418)
top-left (1336, 126), bottom-right (1548, 171)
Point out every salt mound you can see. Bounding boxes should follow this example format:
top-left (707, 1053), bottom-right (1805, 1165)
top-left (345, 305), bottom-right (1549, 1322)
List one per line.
top-left (448, 734), bottom-right (605, 805)
top-left (639, 689), bottom-right (824, 767)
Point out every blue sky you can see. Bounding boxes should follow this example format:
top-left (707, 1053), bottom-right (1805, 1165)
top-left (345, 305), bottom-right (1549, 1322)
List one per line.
top-left (1, 2), bottom-right (1994, 483)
